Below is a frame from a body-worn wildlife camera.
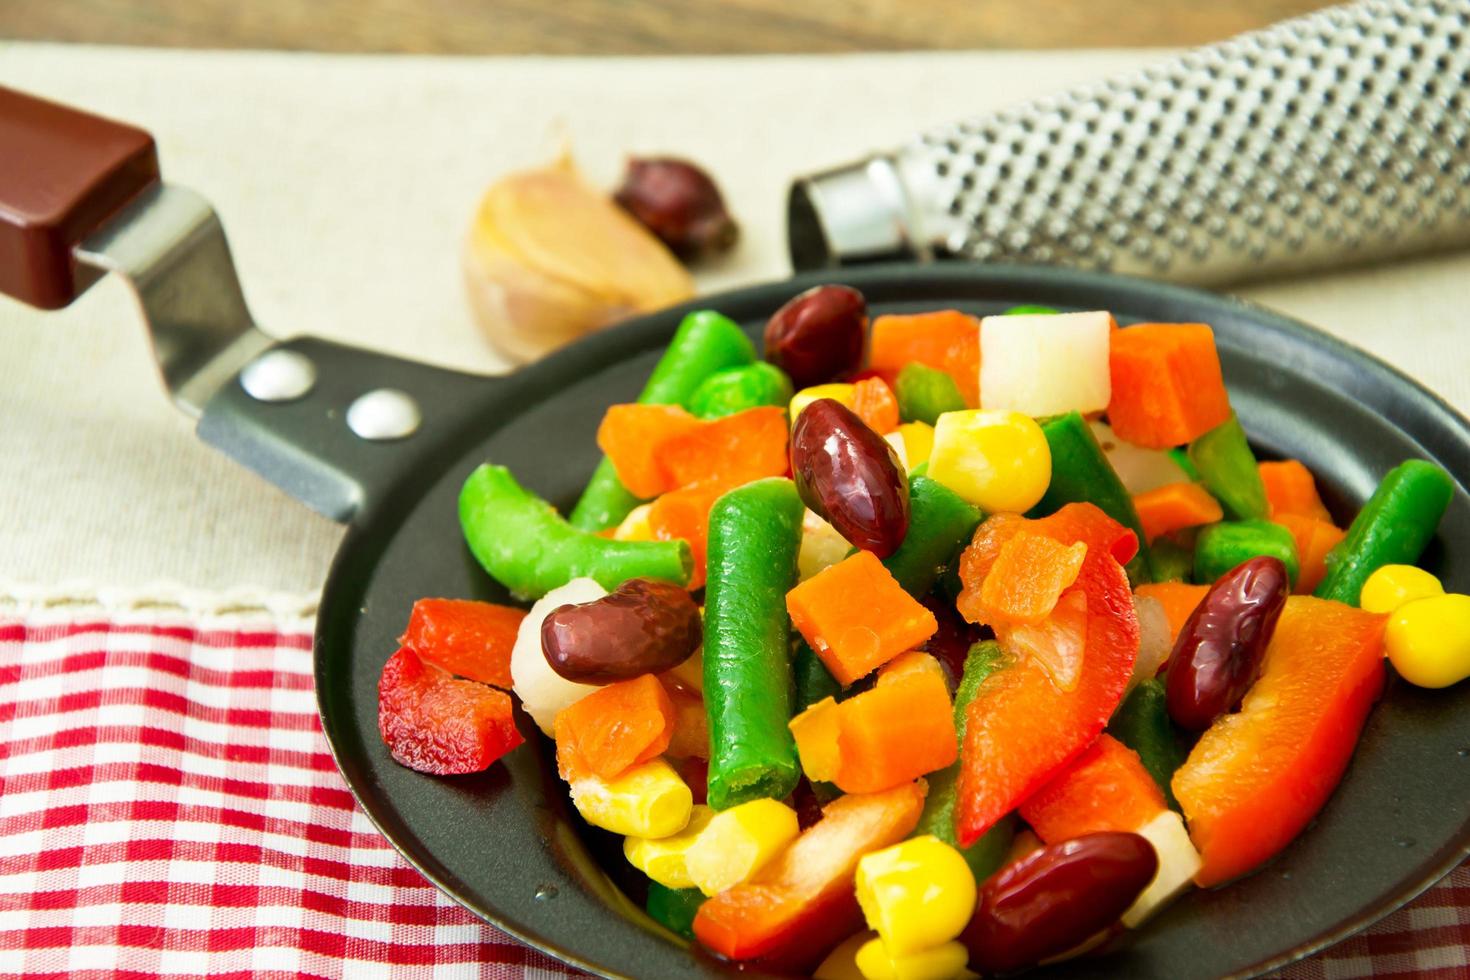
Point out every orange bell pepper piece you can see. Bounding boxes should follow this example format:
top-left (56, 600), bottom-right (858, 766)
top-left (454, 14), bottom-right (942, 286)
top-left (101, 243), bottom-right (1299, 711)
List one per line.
top-left (399, 598), bottom-right (526, 689)
top-left (1132, 482), bottom-right (1225, 542)
top-left (1273, 513), bottom-right (1347, 596)
top-left (851, 376), bottom-right (901, 435)
top-left (1259, 460), bottom-right (1332, 522)
top-left (786, 551), bottom-right (939, 685)
top-left (553, 674), bottom-right (675, 781)
top-left (976, 533), bottom-right (1088, 626)
top-left (693, 780), bottom-right (927, 971)
top-left (1108, 323), bottom-right (1232, 448)
top-left (1134, 582), bottom-right (1209, 645)
top-left (868, 311), bottom-right (981, 407)
top-left (596, 404), bottom-right (703, 498)
top-left (660, 406), bottom-right (790, 491)
top-left (1019, 734), bottom-right (1167, 843)
top-left (1173, 597), bottom-right (1386, 886)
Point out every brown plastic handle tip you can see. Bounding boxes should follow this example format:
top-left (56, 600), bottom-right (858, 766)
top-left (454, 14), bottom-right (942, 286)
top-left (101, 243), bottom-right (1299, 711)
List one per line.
top-left (0, 87), bottom-right (160, 310)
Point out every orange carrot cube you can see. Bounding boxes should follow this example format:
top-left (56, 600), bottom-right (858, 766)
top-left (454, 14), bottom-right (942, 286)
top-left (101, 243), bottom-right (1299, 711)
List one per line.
top-left (851, 377), bottom-right (900, 434)
top-left (1108, 323), bottom-right (1232, 448)
top-left (554, 674), bottom-right (674, 781)
top-left (597, 404), bottom-right (702, 498)
top-left (1132, 481), bottom-right (1225, 541)
top-left (868, 311), bottom-right (981, 407)
top-left (1274, 514), bottom-right (1347, 595)
top-left (1259, 460), bottom-right (1332, 522)
top-left (660, 406), bottom-right (789, 491)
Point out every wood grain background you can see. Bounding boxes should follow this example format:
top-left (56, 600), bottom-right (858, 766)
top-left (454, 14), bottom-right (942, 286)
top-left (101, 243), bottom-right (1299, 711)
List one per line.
top-left (0, 0), bottom-right (1335, 54)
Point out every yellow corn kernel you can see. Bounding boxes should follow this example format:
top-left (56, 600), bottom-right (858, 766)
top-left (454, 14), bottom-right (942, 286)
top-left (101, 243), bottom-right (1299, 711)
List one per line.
top-left (612, 502), bottom-right (655, 541)
top-left (791, 383), bottom-right (857, 425)
top-left (1385, 593), bottom-right (1470, 689)
top-left (896, 422), bottom-right (935, 472)
top-left (568, 758), bottom-right (692, 838)
top-left (789, 696), bottom-right (844, 783)
top-left (856, 835), bottom-right (977, 955)
top-left (855, 938), bottom-right (970, 980)
top-left (623, 805), bottom-right (715, 889)
top-left (926, 410), bottom-right (1051, 513)
top-left (815, 932), bottom-right (876, 980)
top-left (1360, 564), bottom-right (1444, 615)
top-left (684, 798), bottom-right (800, 896)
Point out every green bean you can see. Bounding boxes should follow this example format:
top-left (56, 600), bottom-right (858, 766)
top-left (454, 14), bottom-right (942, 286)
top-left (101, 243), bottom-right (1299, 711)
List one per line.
top-left (1193, 519), bottom-right (1299, 587)
top-left (1107, 678), bottom-right (1186, 811)
top-left (1315, 459), bottom-right (1455, 605)
top-left (1002, 304), bottom-right (1059, 315)
top-left (1188, 415), bottom-right (1268, 521)
top-left (689, 362), bottom-right (794, 419)
top-left (1168, 447), bottom-right (1201, 481)
top-left (895, 363), bottom-right (966, 426)
top-left (460, 464), bottom-right (691, 600)
top-left (569, 310), bottom-right (756, 530)
top-left (883, 475), bottom-right (983, 598)
top-left (703, 478), bottom-right (804, 809)
top-left (1147, 536), bottom-right (1195, 583)
top-left (794, 639), bottom-right (842, 711)
top-left (646, 882), bottom-right (704, 940)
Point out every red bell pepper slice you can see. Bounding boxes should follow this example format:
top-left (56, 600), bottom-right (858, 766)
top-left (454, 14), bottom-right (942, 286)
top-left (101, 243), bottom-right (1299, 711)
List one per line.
top-left (955, 545), bottom-right (1139, 847)
top-left (1019, 734), bottom-right (1167, 843)
top-left (693, 780), bottom-right (926, 972)
top-left (1173, 597), bottom-right (1386, 886)
top-left (399, 598), bottom-right (526, 689)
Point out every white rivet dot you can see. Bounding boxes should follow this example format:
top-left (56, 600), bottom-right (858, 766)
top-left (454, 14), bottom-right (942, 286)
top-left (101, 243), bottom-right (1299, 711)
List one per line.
top-left (240, 349), bottom-right (316, 402)
top-left (346, 388), bottom-right (421, 441)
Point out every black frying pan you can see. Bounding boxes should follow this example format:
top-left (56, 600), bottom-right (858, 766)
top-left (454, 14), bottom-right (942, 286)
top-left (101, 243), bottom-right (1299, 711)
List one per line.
top-left (5, 88), bottom-right (1470, 980)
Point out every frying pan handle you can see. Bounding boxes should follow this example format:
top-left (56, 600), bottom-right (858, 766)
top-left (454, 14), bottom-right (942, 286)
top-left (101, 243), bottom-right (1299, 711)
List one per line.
top-left (0, 84), bottom-right (494, 523)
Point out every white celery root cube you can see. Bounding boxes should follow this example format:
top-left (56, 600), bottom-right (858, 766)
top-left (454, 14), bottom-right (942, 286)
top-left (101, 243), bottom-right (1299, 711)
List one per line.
top-left (980, 311), bottom-right (1112, 417)
top-left (1123, 809), bottom-right (1203, 928)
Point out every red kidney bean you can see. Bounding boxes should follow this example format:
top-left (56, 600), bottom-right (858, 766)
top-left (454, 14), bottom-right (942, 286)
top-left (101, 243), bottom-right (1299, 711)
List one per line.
top-left (763, 284), bottom-right (867, 389)
top-left (541, 579), bottom-right (702, 684)
top-left (790, 398), bottom-right (909, 558)
top-left (1166, 555), bottom-right (1289, 731)
top-left (613, 157), bottom-right (739, 261)
top-left (962, 832), bottom-right (1157, 975)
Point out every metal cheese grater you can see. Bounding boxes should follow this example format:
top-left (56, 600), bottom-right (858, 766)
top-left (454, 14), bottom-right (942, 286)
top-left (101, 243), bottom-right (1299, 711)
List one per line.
top-left (787, 0), bottom-right (1470, 284)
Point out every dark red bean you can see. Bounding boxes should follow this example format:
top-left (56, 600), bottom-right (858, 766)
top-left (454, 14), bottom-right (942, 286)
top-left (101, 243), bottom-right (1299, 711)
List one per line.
top-left (541, 579), bottom-right (702, 684)
top-left (763, 284), bottom-right (867, 389)
top-left (790, 398), bottom-right (909, 558)
top-left (962, 832), bottom-right (1157, 975)
top-left (1166, 556), bottom-right (1289, 732)
top-left (922, 593), bottom-right (983, 687)
top-left (613, 157), bottom-right (738, 261)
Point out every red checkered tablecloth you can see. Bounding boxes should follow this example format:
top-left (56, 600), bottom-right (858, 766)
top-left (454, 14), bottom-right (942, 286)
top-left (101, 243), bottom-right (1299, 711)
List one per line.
top-left (0, 615), bottom-right (1466, 978)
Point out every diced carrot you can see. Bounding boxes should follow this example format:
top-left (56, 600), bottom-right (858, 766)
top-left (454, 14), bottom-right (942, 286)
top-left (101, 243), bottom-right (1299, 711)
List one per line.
top-left (399, 598), bottom-right (526, 689)
top-left (1133, 482), bottom-right (1225, 541)
top-left (647, 479), bottom-right (730, 591)
top-left (1108, 323), bottom-right (1232, 449)
top-left (831, 653), bottom-right (958, 793)
top-left (660, 406), bottom-right (790, 491)
top-left (976, 533), bottom-right (1088, 626)
top-left (1259, 460), bottom-right (1332, 522)
top-left (787, 551), bottom-right (939, 686)
top-left (553, 674), bottom-right (674, 781)
top-left (1019, 734), bottom-right (1167, 843)
top-left (1134, 582), bottom-right (1209, 644)
top-left (851, 376), bottom-right (901, 434)
top-left (1274, 514), bottom-right (1347, 595)
top-left (868, 311), bottom-right (981, 407)
top-left (597, 404), bottom-right (703, 498)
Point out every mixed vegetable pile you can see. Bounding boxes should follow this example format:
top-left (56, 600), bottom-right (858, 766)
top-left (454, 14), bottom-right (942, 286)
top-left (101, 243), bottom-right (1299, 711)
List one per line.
top-left (376, 285), bottom-right (1467, 978)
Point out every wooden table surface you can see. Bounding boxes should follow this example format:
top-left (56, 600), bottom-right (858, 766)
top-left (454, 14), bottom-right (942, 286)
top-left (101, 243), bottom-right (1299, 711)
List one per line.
top-left (2, 0), bottom-right (1334, 54)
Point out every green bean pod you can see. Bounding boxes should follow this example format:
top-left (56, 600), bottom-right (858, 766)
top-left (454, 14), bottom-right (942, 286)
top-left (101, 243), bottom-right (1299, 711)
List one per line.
top-left (689, 362), bottom-right (794, 419)
top-left (794, 639), bottom-right (842, 712)
top-left (646, 882), bottom-right (704, 940)
top-left (1315, 459), bottom-right (1455, 605)
top-left (882, 475), bottom-right (983, 599)
top-left (1107, 678), bottom-right (1186, 810)
top-left (1193, 519), bottom-right (1299, 587)
top-left (703, 478), bottom-right (805, 809)
top-left (569, 310), bottom-right (756, 530)
top-left (460, 464), bottom-right (692, 600)
top-left (1188, 414), bottom-right (1269, 521)
top-left (895, 363), bottom-right (966, 425)
top-left (915, 640), bottom-right (1016, 882)
top-left (1029, 411), bottom-right (1151, 584)
top-left (1002, 304), bottom-right (1060, 315)
top-left (1147, 536), bottom-right (1195, 584)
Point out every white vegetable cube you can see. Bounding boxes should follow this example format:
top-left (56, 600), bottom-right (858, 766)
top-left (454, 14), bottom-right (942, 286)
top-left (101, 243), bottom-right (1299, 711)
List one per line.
top-left (980, 311), bottom-right (1112, 417)
top-left (1089, 421), bottom-right (1191, 495)
top-left (510, 576), bottom-right (607, 734)
top-left (1122, 809), bottom-right (1203, 928)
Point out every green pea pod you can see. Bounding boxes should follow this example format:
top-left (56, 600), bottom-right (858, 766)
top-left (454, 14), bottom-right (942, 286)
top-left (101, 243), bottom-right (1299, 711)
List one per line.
top-left (646, 882), bottom-right (704, 940)
top-left (569, 310), bottom-right (756, 530)
top-left (1029, 411), bottom-right (1151, 584)
top-left (1003, 304), bottom-right (1059, 315)
top-left (704, 478), bottom-right (805, 809)
top-left (690, 362), bottom-right (794, 419)
top-left (1315, 459), bottom-right (1455, 606)
top-left (1194, 519), bottom-right (1299, 587)
top-left (915, 641), bottom-right (1016, 882)
top-left (1147, 536), bottom-right (1195, 583)
top-left (1107, 678), bottom-right (1187, 811)
top-left (895, 363), bottom-right (966, 426)
top-left (460, 464), bottom-right (692, 600)
top-left (794, 640), bottom-right (842, 711)
top-left (1188, 415), bottom-right (1268, 521)
top-left (883, 476), bottom-right (983, 599)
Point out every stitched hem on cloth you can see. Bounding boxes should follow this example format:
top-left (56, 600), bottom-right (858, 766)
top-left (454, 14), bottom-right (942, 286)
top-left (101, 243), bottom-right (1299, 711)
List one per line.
top-left (0, 581), bottom-right (319, 627)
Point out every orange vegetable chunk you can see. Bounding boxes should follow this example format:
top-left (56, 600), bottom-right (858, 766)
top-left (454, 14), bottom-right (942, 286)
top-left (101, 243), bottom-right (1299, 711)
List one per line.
top-left (399, 598), bottom-right (526, 689)
top-left (597, 404), bottom-right (702, 498)
top-left (852, 376), bottom-right (901, 434)
top-left (1019, 734), bottom-right (1167, 843)
top-left (660, 406), bottom-right (790, 491)
top-left (976, 532), bottom-right (1088, 626)
top-left (1133, 482), bottom-right (1225, 541)
top-left (553, 674), bottom-right (675, 781)
top-left (1259, 460), bottom-right (1333, 522)
top-left (647, 479), bottom-right (729, 591)
top-left (1173, 597), bottom-right (1386, 887)
top-left (868, 311), bottom-right (981, 407)
top-left (693, 781), bottom-right (927, 971)
top-left (1274, 513), bottom-right (1347, 595)
top-left (834, 653), bottom-right (958, 793)
top-left (786, 551), bottom-right (939, 685)
top-left (1134, 582), bottom-right (1210, 645)
top-left (1108, 323), bottom-right (1232, 448)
